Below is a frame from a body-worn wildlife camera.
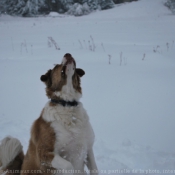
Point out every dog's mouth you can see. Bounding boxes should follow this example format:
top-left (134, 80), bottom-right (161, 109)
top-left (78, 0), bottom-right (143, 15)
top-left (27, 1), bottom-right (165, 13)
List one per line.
top-left (61, 53), bottom-right (76, 75)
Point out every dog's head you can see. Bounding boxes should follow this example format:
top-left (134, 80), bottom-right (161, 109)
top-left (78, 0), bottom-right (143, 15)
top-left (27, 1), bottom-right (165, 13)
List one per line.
top-left (40, 53), bottom-right (85, 101)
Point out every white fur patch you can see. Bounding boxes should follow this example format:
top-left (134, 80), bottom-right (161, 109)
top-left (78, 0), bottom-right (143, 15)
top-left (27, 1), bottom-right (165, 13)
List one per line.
top-left (51, 155), bottom-right (74, 172)
top-left (62, 57), bottom-right (67, 65)
top-left (42, 102), bottom-right (95, 171)
top-left (42, 101), bottom-right (88, 128)
top-left (55, 57), bottom-right (82, 101)
top-left (0, 137), bottom-right (23, 169)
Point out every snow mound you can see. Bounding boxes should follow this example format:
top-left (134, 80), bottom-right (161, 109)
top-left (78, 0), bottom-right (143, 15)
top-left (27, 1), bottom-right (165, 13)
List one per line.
top-left (48, 12), bottom-right (66, 18)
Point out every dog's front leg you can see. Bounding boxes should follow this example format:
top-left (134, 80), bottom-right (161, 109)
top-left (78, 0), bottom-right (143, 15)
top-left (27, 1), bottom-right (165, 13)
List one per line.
top-left (51, 154), bottom-right (74, 175)
top-left (86, 149), bottom-right (98, 175)
top-left (38, 146), bottom-right (74, 175)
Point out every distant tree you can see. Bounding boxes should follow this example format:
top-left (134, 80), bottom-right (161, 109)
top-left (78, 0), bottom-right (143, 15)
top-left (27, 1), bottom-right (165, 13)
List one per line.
top-left (0, 0), bottom-right (114, 16)
top-left (67, 2), bottom-right (91, 16)
top-left (113, 0), bottom-right (138, 4)
top-left (99, 0), bottom-right (114, 10)
top-left (48, 0), bottom-right (114, 15)
top-left (113, 0), bottom-right (123, 3)
top-left (0, 0), bottom-right (49, 16)
top-left (165, 0), bottom-right (175, 14)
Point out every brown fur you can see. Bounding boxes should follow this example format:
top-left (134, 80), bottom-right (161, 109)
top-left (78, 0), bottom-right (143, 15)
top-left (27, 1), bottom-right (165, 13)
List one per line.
top-left (21, 111), bottom-right (56, 175)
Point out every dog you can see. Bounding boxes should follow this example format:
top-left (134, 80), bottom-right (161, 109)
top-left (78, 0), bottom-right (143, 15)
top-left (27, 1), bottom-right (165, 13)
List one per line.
top-left (0, 53), bottom-right (98, 175)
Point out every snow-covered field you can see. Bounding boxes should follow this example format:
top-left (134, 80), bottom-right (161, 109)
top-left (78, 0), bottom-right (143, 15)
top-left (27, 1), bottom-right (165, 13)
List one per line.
top-left (0, 0), bottom-right (175, 174)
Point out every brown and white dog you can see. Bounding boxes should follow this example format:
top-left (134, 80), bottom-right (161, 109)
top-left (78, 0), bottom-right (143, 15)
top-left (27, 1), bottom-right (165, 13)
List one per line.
top-left (0, 53), bottom-right (98, 175)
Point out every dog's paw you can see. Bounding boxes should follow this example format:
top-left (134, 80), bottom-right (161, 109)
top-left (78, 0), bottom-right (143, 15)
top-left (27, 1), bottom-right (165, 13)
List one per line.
top-left (51, 155), bottom-right (74, 175)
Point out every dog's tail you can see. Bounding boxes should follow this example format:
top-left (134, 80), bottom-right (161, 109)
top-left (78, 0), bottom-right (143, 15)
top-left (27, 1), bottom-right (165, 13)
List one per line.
top-left (0, 136), bottom-right (24, 175)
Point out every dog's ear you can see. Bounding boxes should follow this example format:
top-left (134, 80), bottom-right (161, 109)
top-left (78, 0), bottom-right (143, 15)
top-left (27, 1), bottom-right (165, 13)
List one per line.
top-left (76, 68), bottom-right (85, 77)
top-left (40, 69), bottom-right (52, 82)
top-left (40, 75), bottom-right (48, 82)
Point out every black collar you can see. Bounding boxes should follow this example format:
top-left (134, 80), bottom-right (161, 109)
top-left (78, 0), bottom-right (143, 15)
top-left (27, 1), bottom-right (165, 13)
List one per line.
top-left (51, 99), bottom-right (78, 107)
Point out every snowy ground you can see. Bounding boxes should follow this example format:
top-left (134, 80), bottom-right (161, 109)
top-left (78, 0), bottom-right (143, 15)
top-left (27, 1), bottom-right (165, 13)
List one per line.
top-left (0, 0), bottom-right (175, 174)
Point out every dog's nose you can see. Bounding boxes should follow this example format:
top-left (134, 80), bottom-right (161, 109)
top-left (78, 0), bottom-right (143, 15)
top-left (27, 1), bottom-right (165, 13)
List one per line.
top-left (64, 53), bottom-right (73, 63)
top-left (66, 56), bottom-right (73, 64)
top-left (62, 53), bottom-right (75, 66)
top-left (64, 53), bottom-right (72, 58)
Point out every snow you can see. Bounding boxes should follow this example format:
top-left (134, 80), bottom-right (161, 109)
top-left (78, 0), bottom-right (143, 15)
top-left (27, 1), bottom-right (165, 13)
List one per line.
top-left (0, 0), bottom-right (175, 174)
top-left (48, 12), bottom-right (66, 18)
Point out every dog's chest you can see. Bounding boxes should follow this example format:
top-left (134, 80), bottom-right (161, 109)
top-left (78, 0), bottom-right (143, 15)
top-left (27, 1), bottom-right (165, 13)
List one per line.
top-left (43, 102), bottom-right (94, 162)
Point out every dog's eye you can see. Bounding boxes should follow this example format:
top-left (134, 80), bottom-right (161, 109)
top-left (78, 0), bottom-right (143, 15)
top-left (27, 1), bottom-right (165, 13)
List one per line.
top-left (61, 70), bottom-right (65, 77)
